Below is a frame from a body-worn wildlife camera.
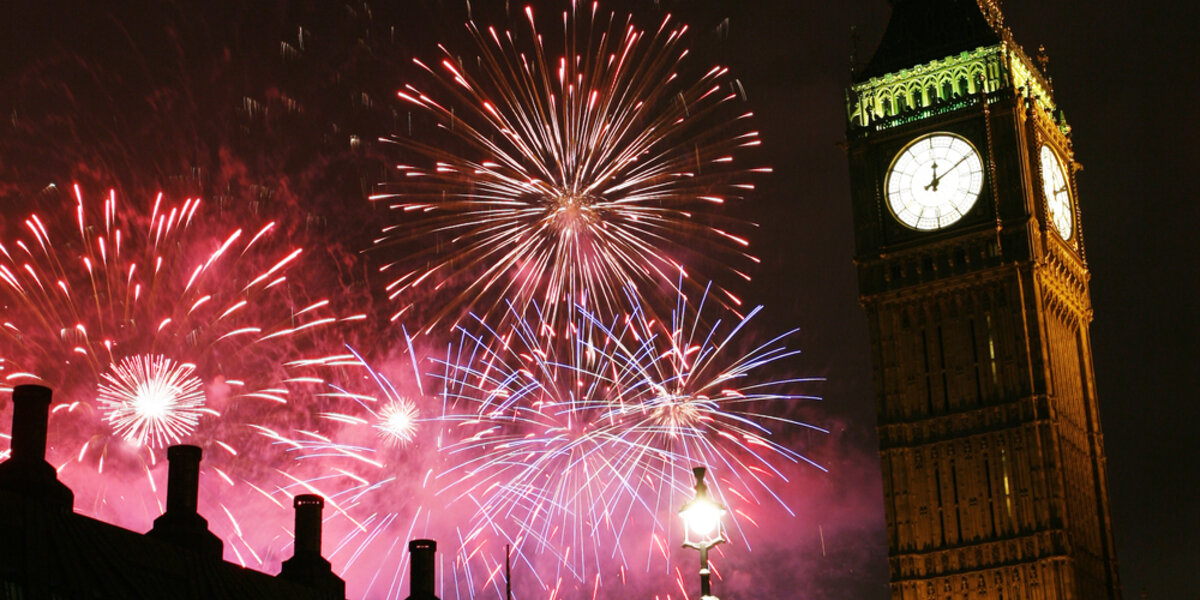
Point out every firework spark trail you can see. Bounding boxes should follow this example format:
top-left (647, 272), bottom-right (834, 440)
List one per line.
top-left (0, 184), bottom-right (361, 556)
top-left (280, 351), bottom-right (552, 600)
top-left (431, 283), bottom-right (826, 591)
top-left (267, 343), bottom-right (474, 599)
top-left (372, 3), bottom-right (769, 332)
top-left (278, 343), bottom-right (563, 598)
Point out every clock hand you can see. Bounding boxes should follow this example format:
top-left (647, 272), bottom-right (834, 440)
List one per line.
top-left (924, 161), bottom-right (940, 191)
top-left (940, 154), bottom-right (971, 178)
top-left (927, 154), bottom-right (973, 192)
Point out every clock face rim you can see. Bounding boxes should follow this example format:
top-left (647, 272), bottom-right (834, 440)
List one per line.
top-left (1039, 144), bottom-right (1074, 241)
top-left (884, 132), bottom-right (985, 232)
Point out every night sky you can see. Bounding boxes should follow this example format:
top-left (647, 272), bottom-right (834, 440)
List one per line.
top-left (1, 1), bottom-right (1196, 598)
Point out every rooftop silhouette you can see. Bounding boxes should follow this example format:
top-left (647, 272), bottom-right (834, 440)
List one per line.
top-left (0, 384), bottom-right (347, 599)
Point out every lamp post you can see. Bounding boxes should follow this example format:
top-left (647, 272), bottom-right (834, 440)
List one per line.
top-left (679, 466), bottom-right (725, 600)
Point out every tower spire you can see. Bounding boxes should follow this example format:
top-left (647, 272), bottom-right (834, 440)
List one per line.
top-left (855, 0), bottom-right (1000, 82)
top-left (976, 0), bottom-right (1005, 29)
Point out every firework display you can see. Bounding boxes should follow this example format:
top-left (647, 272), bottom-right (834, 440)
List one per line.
top-left (263, 282), bottom-right (823, 598)
top-left (260, 344), bottom-right (464, 599)
top-left (0, 2), bottom-right (828, 599)
top-left (372, 2), bottom-right (769, 331)
top-left (97, 354), bottom-right (207, 448)
top-left (0, 185), bottom-right (360, 536)
top-left (434, 290), bottom-right (824, 588)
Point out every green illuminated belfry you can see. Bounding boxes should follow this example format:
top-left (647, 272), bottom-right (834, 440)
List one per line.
top-left (843, 1), bottom-right (1122, 598)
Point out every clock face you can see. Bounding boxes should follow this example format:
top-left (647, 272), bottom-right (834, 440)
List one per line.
top-left (1039, 144), bottom-right (1073, 240)
top-left (885, 133), bottom-right (984, 231)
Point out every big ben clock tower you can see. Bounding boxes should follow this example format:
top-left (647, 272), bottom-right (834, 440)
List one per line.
top-left (844, 1), bottom-right (1121, 599)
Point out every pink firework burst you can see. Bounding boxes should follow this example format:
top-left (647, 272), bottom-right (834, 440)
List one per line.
top-left (372, 2), bottom-right (768, 333)
top-left (0, 184), bottom-right (361, 561)
top-left (97, 354), bottom-right (207, 447)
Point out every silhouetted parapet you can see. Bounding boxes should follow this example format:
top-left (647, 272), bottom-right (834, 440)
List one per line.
top-left (146, 444), bottom-right (224, 559)
top-left (0, 487), bottom-right (341, 599)
top-left (0, 384), bottom-right (74, 510)
top-left (405, 539), bottom-right (439, 600)
top-left (278, 494), bottom-right (346, 599)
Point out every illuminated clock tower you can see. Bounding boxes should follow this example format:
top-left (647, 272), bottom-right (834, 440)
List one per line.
top-left (844, 1), bottom-right (1121, 598)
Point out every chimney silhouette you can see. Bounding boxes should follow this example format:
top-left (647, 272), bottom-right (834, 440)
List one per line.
top-left (406, 539), bottom-right (439, 600)
top-left (0, 384), bottom-right (73, 510)
top-left (146, 444), bottom-right (223, 558)
top-left (278, 494), bottom-right (346, 599)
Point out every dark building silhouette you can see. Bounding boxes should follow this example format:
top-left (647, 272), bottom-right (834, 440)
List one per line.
top-left (405, 539), bottom-right (440, 600)
top-left (0, 384), bottom-right (73, 511)
top-left (146, 444), bottom-right (226, 560)
top-left (844, 1), bottom-right (1121, 598)
top-left (0, 384), bottom-right (347, 600)
top-left (281, 495), bottom-right (348, 599)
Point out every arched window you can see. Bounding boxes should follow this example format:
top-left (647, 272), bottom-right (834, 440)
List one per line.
top-left (969, 65), bottom-right (986, 93)
top-left (909, 85), bottom-right (924, 108)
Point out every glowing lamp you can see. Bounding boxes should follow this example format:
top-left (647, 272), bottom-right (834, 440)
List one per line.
top-left (680, 483), bottom-right (725, 538)
top-left (679, 466), bottom-right (726, 599)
